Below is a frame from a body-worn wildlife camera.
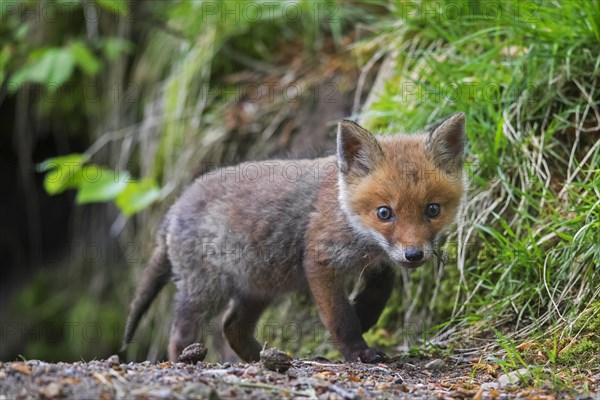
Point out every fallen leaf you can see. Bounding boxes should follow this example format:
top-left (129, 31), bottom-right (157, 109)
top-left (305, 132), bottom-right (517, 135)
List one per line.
top-left (99, 392), bottom-right (112, 400)
top-left (59, 377), bottom-right (80, 384)
top-left (516, 342), bottom-right (538, 352)
top-left (472, 361), bottom-right (499, 376)
top-left (11, 363), bottom-right (31, 375)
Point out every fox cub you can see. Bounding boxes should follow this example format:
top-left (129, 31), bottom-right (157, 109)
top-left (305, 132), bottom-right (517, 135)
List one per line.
top-left (123, 113), bottom-right (466, 363)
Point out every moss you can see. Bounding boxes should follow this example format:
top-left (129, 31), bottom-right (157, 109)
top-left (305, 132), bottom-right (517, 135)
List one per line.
top-left (558, 338), bottom-right (600, 366)
top-left (573, 301), bottom-right (600, 334)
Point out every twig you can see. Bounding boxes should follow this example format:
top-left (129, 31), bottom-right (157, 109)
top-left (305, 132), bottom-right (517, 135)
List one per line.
top-left (298, 360), bottom-right (343, 368)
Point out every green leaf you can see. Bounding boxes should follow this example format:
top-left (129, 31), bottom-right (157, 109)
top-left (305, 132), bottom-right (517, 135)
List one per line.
top-left (115, 178), bottom-right (161, 216)
top-left (15, 23), bottom-right (29, 41)
top-left (0, 46), bottom-right (11, 86)
top-left (10, 47), bottom-right (75, 90)
top-left (38, 154), bottom-right (88, 195)
top-left (101, 38), bottom-right (133, 60)
top-left (96, 0), bottom-right (129, 15)
top-left (70, 42), bottom-right (101, 76)
top-left (36, 153), bottom-right (87, 172)
top-left (76, 169), bottom-right (130, 204)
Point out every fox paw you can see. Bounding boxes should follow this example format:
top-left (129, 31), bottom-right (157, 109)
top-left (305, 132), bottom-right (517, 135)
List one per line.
top-left (349, 348), bottom-right (388, 364)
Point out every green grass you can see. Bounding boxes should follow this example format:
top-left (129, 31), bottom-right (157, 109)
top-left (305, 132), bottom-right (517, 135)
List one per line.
top-left (6, 0), bottom-right (599, 373)
top-left (358, 0), bottom-right (600, 366)
top-left (101, 0), bottom-right (600, 380)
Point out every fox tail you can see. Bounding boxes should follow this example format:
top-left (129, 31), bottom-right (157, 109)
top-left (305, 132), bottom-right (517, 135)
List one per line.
top-left (121, 243), bottom-right (171, 350)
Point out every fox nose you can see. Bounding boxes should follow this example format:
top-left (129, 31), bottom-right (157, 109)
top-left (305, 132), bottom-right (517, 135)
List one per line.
top-left (405, 248), bottom-right (424, 262)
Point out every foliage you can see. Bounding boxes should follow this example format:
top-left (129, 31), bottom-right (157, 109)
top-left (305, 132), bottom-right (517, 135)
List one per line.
top-left (3, 0), bottom-right (599, 370)
top-left (361, 0), bottom-right (600, 364)
top-left (36, 154), bottom-right (160, 216)
top-left (9, 270), bottom-right (124, 362)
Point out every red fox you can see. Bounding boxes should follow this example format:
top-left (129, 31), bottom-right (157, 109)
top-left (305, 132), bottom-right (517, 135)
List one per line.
top-left (123, 113), bottom-right (466, 363)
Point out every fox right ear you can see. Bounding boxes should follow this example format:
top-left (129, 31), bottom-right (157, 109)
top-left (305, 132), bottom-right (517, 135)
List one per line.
top-left (337, 120), bottom-right (383, 177)
top-left (426, 112), bottom-right (466, 173)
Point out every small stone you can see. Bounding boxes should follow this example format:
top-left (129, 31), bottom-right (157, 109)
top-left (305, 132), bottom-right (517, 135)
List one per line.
top-left (178, 343), bottom-right (208, 364)
top-left (394, 376), bottom-right (404, 384)
top-left (201, 369), bottom-right (230, 377)
top-left (480, 381), bottom-right (499, 391)
top-left (498, 368), bottom-right (531, 388)
top-left (260, 348), bottom-right (292, 373)
top-left (424, 359), bottom-right (445, 370)
top-left (39, 383), bottom-right (62, 399)
top-left (145, 388), bottom-right (172, 399)
top-left (106, 354), bottom-right (120, 368)
top-left (242, 365), bottom-right (260, 377)
top-left (183, 383), bottom-right (218, 399)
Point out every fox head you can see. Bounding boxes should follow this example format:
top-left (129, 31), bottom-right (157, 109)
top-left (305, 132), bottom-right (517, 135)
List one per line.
top-left (337, 113), bottom-right (466, 268)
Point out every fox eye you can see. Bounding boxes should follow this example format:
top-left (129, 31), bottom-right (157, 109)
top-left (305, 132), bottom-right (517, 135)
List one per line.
top-left (376, 206), bottom-right (393, 221)
top-left (425, 203), bottom-right (441, 218)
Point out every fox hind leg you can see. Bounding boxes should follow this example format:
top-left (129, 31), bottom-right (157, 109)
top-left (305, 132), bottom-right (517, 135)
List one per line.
top-left (351, 264), bottom-right (395, 333)
top-left (168, 289), bottom-right (226, 362)
top-left (223, 297), bottom-right (270, 362)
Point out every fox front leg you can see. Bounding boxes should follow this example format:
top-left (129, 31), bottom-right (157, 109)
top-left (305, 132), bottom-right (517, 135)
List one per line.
top-left (351, 264), bottom-right (395, 333)
top-left (305, 260), bottom-right (387, 363)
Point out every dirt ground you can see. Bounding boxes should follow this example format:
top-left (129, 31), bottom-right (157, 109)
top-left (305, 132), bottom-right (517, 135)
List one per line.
top-left (1, 351), bottom-right (599, 400)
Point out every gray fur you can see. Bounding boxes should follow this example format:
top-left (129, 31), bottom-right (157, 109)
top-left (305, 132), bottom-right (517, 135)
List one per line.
top-left (123, 115), bottom-right (466, 362)
top-left (123, 157), bottom-right (380, 359)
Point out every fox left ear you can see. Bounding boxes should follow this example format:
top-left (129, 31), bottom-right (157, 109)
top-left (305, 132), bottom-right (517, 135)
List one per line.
top-left (426, 112), bottom-right (466, 172)
top-left (337, 120), bottom-right (383, 177)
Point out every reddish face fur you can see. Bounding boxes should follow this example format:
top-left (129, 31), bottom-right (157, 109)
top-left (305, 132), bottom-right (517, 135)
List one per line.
top-left (342, 133), bottom-right (464, 265)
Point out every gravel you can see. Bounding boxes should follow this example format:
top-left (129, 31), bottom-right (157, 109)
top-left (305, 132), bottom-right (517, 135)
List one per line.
top-left (0, 355), bottom-right (597, 399)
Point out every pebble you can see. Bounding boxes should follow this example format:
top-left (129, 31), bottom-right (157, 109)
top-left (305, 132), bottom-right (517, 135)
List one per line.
top-left (200, 369), bottom-right (230, 377)
top-left (498, 368), bottom-right (531, 388)
top-left (243, 365), bottom-right (260, 377)
top-left (143, 388), bottom-right (172, 399)
top-left (260, 348), bottom-right (292, 373)
top-left (424, 359), bottom-right (445, 370)
top-left (480, 381), bottom-right (499, 391)
top-left (183, 383), bottom-right (218, 399)
top-left (106, 354), bottom-right (120, 368)
top-left (178, 343), bottom-right (208, 364)
top-left (38, 382), bottom-right (62, 398)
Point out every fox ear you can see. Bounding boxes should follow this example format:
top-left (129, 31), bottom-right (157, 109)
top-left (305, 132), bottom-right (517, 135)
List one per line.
top-left (337, 120), bottom-right (383, 177)
top-left (426, 112), bottom-right (466, 172)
